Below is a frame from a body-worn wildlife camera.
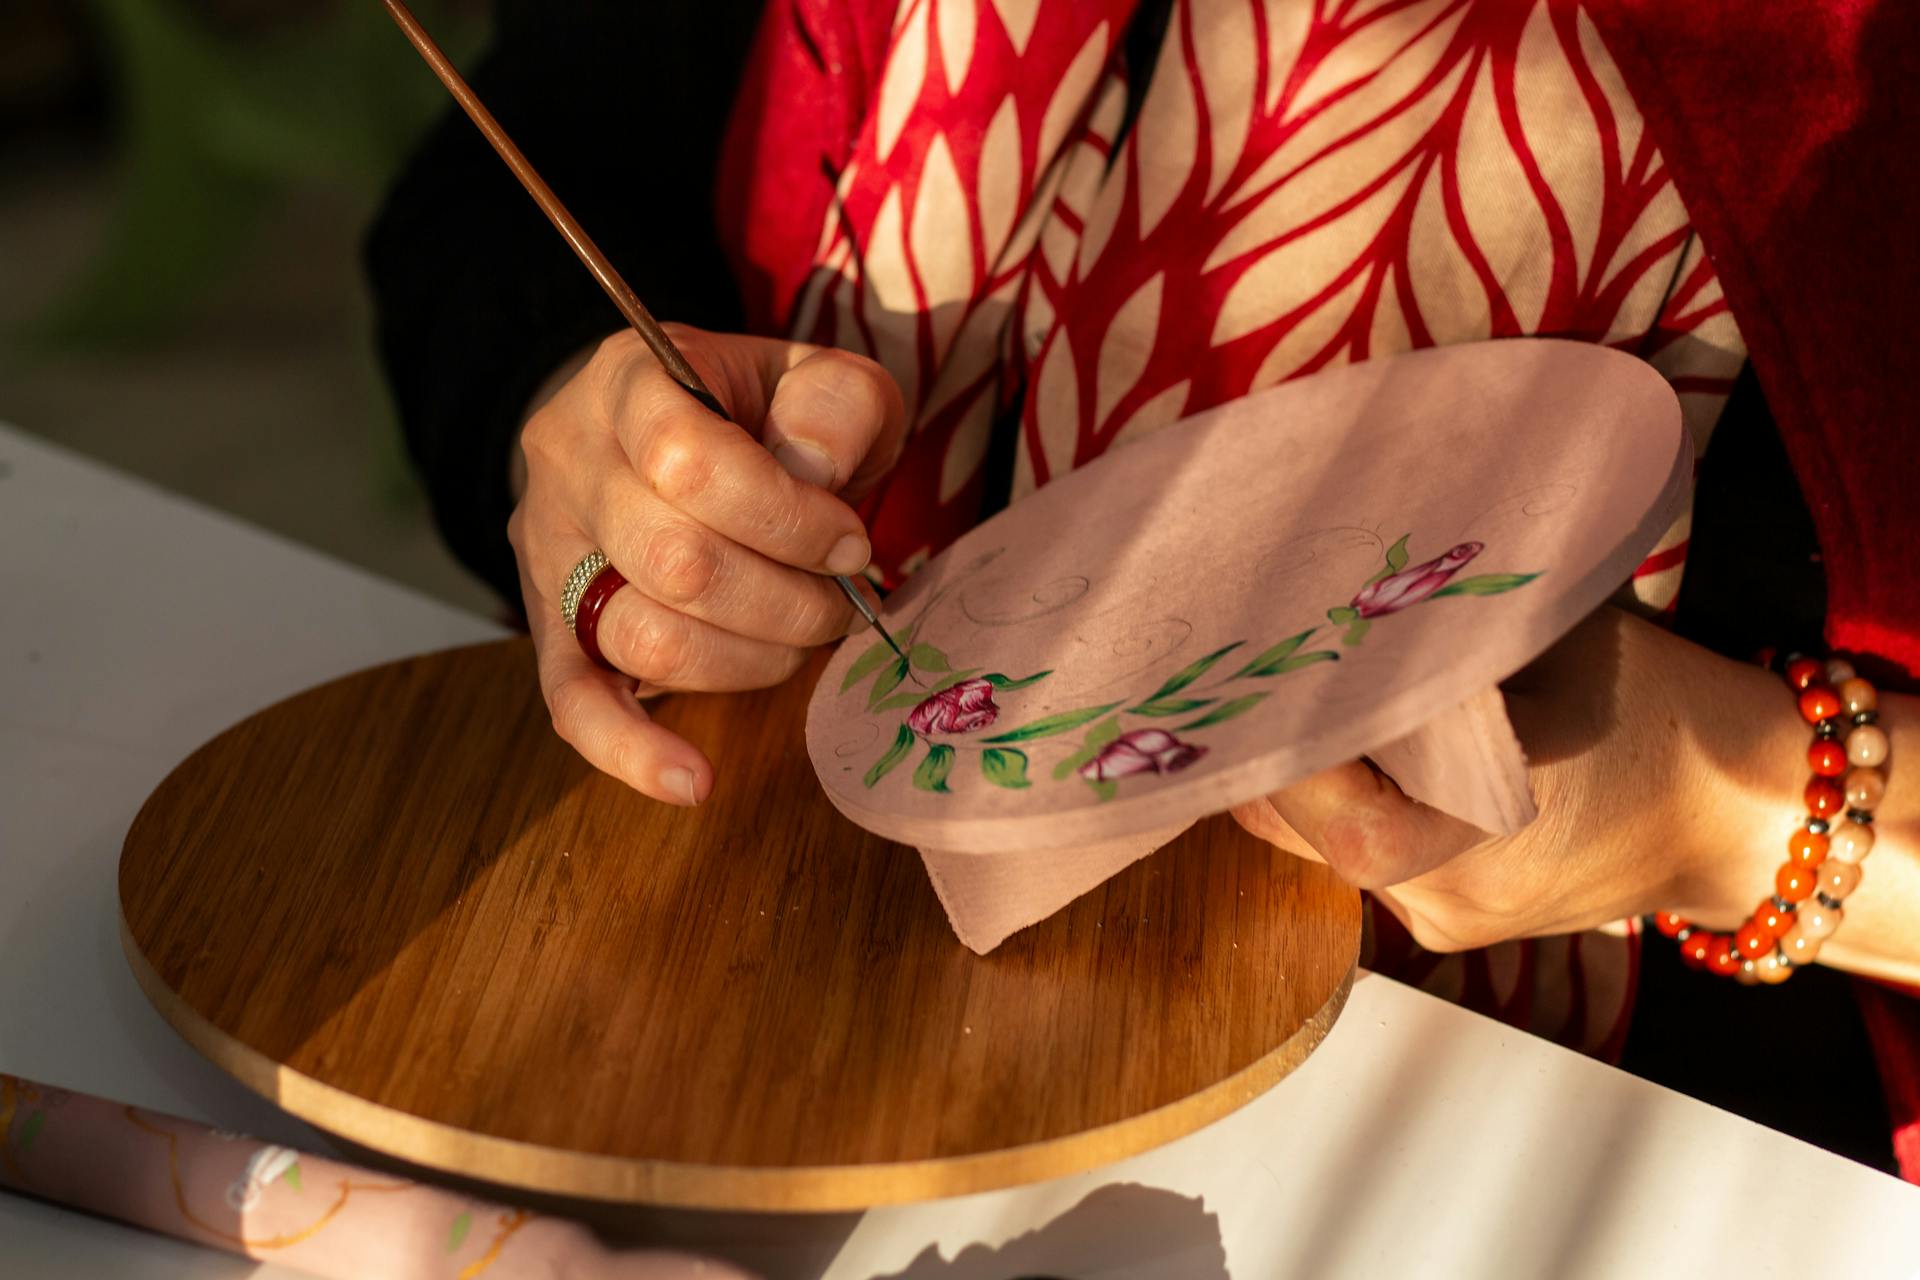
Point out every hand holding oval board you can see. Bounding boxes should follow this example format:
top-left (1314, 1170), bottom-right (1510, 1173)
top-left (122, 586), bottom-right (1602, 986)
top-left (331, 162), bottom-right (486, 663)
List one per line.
top-left (806, 340), bottom-right (1688, 951)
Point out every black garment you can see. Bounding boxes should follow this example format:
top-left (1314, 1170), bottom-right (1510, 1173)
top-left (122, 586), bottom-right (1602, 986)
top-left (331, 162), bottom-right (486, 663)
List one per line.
top-left (365, 0), bottom-right (763, 606)
top-left (366, 2), bottom-right (1893, 1173)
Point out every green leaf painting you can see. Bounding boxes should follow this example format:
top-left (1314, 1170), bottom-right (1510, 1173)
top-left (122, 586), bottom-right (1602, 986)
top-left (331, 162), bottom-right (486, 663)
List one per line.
top-left (868, 657), bottom-right (912, 707)
top-left (281, 1160), bottom-right (302, 1192)
top-left (1362, 533), bottom-right (1411, 585)
top-left (844, 533), bottom-right (1538, 799)
top-left (1430, 572), bottom-right (1542, 597)
top-left (1143, 642), bottom-right (1243, 701)
top-left (913, 744), bottom-right (956, 792)
top-left (1177, 692), bottom-right (1271, 730)
top-left (863, 725), bottom-right (915, 788)
top-left (448, 1211), bottom-right (472, 1253)
top-left (1230, 628), bottom-right (1314, 678)
top-left (983, 702), bottom-right (1123, 744)
top-left (980, 748), bottom-right (1032, 789)
top-left (1127, 698), bottom-right (1214, 717)
top-left (840, 637), bottom-right (896, 692)
top-left (908, 643), bottom-right (951, 673)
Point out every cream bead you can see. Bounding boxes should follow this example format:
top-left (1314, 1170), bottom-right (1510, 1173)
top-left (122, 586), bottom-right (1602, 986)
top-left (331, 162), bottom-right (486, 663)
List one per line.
top-left (1778, 923), bottom-right (1822, 966)
top-left (1757, 951), bottom-right (1793, 984)
top-left (1830, 820), bottom-right (1876, 864)
top-left (1826, 658), bottom-right (1857, 684)
top-left (1819, 860), bottom-right (1863, 902)
top-left (1838, 677), bottom-right (1878, 716)
top-left (1736, 959), bottom-right (1761, 986)
top-left (1846, 767), bottom-right (1887, 810)
top-left (1846, 724), bottom-right (1890, 768)
top-left (1796, 901), bottom-right (1844, 941)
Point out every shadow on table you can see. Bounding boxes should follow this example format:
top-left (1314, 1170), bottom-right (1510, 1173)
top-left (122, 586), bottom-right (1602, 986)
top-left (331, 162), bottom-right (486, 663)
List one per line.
top-left (871, 1182), bottom-right (1227, 1280)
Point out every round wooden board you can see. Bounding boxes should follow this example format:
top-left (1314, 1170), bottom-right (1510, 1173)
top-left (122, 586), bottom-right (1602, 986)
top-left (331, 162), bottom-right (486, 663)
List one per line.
top-left (119, 639), bottom-right (1359, 1211)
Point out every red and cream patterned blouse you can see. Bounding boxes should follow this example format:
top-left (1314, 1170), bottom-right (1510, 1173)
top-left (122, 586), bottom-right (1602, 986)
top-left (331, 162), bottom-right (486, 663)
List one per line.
top-left (730, 0), bottom-right (1747, 1054)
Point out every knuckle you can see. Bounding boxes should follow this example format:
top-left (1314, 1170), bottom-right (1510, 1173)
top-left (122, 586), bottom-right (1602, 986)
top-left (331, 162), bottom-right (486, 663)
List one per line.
top-left (607, 602), bottom-right (689, 686)
top-left (519, 407), bottom-right (561, 467)
top-left (808, 349), bottom-right (896, 420)
top-left (505, 503), bottom-right (526, 552)
top-left (788, 582), bottom-right (851, 645)
top-left (640, 425), bottom-right (716, 503)
top-left (640, 524), bottom-right (721, 606)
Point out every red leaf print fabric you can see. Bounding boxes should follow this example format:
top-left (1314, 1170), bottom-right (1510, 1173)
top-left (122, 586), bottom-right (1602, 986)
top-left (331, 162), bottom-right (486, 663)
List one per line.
top-left (720, 0), bottom-right (1750, 1054)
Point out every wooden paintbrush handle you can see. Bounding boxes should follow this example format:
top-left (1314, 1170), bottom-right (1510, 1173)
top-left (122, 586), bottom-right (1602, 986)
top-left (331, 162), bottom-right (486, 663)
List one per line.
top-left (377, 0), bottom-right (722, 415)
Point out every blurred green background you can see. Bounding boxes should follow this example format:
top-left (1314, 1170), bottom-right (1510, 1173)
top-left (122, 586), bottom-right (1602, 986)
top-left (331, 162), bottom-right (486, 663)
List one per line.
top-left (1, 0), bottom-right (495, 613)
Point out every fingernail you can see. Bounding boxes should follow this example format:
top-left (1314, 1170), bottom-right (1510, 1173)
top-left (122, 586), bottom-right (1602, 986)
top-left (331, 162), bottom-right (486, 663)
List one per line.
top-left (827, 534), bottom-right (871, 577)
top-left (661, 767), bottom-right (699, 807)
top-left (774, 440), bottom-right (837, 489)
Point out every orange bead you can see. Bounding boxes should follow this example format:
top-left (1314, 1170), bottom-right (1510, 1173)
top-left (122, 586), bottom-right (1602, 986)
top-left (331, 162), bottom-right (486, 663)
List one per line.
top-left (1680, 931), bottom-right (1716, 969)
top-left (1786, 657), bottom-right (1826, 690)
top-left (1807, 739), bottom-right (1848, 777)
top-left (1798, 686), bottom-right (1842, 724)
top-left (1652, 911), bottom-right (1687, 938)
top-left (1788, 828), bottom-right (1830, 866)
top-left (1706, 935), bottom-right (1742, 976)
top-left (1735, 920), bottom-right (1776, 959)
top-left (1754, 899), bottom-right (1796, 937)
top-left (1804, 778), bottom-right (1845, 818)
top-left (1776, 862), bottom-right (1818, 902)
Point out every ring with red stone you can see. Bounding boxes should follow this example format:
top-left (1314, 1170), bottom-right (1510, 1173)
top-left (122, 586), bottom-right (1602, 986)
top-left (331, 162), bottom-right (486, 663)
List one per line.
top-left (560, 549), bottom-right (628, 672)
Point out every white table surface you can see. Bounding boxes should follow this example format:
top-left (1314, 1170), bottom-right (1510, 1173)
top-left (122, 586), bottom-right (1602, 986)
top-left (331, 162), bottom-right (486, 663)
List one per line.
top-left (4, 420), bottom-right (1919, 1280)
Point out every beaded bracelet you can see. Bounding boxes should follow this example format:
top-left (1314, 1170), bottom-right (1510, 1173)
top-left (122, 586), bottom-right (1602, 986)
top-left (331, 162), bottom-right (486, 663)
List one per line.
top-left (1651, 653), bottom-right (1889, 985)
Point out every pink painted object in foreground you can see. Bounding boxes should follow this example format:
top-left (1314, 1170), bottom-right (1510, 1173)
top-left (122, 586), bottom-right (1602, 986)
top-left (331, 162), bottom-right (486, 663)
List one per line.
top-left (807, 341), bottom-right (1689, 953)
top-left (0, 1074), bottom-right (752, 1280)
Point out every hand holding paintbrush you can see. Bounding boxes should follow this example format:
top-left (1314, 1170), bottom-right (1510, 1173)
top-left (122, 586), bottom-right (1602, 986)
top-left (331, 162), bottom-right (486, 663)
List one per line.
top-left (381, 0), bottom-right (909, 807)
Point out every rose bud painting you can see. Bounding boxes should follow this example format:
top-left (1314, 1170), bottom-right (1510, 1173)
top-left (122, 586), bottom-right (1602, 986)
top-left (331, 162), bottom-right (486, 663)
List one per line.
top-left (1079, 729), bottom-right (1208, 782)
top-left (1349, 541), bottom-right (1483, 618)
top-left (908, 677), bottom-right (1000, 735)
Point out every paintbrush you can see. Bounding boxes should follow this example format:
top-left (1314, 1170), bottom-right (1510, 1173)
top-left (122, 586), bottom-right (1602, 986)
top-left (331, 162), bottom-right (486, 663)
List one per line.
top-left (378, 0), bottom-right (913, 673)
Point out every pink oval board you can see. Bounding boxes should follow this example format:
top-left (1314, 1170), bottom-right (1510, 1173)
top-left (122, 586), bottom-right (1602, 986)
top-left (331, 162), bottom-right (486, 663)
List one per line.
top-left (807, 340), bottom-right (1685, 860)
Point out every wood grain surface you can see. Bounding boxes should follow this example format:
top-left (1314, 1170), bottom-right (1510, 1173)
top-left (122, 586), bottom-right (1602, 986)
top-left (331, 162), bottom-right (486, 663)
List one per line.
top-left (119, 639), bottom-right (1359, 1210)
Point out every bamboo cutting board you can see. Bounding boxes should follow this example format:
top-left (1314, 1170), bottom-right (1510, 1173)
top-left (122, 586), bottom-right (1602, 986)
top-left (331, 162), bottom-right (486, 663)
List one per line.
top-left (118, 639), bottom-right (1358, 1210)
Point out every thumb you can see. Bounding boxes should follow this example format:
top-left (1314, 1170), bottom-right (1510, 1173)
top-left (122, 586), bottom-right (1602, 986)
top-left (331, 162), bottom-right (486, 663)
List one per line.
top-left (762, 346), bottom-right (908, 503)
top-left (1264, 759), bottom-right (1484, 889)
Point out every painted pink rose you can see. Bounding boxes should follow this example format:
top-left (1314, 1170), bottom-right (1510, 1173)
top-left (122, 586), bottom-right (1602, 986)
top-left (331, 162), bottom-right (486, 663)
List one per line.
top-left (1079, 728), bottom-right (1208, 782)
top-left (907, 677), bottom-right (1000, 734)
top-left (1349, 541), bottom-right (1482, 618)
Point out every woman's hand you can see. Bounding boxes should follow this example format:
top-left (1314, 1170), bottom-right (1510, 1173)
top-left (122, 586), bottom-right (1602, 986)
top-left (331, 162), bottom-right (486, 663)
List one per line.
top-left (1232, 607), bottom-right (1810, 952)
top-left (508, 325), bottom-right (906, 806)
